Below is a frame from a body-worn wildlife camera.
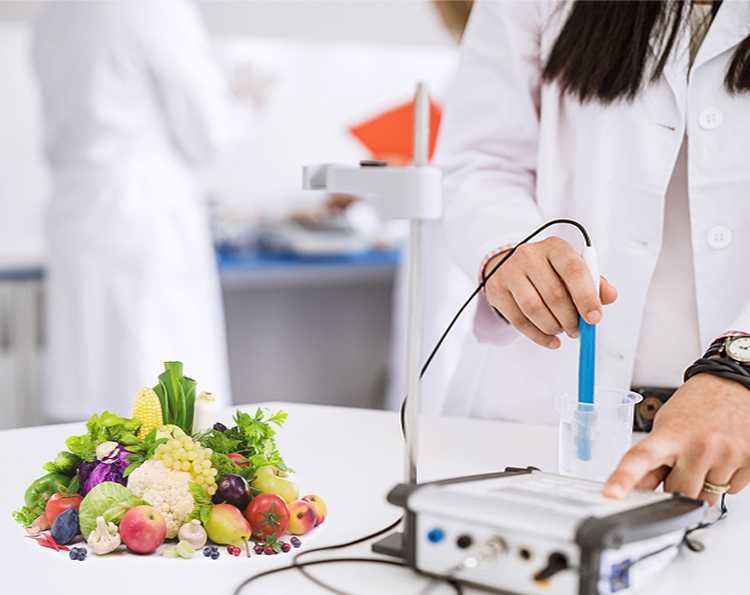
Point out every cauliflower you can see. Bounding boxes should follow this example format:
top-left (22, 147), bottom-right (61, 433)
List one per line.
top-left (126, 460), bottom-right (195, 538)
top-left (88, 515), bottom-right (120, 555)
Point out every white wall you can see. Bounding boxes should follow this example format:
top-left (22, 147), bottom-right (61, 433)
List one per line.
top-left (0, 0), bottom-right (455, 263)
top-left (0, 23), bottom-right (48, 267)
top-left (0, 1), bottom-right (454, 45)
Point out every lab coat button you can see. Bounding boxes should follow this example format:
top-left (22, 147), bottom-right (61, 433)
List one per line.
top-left (707, 226), bottom-right (732, 249)
top-left (698, 108), bottom-right (724, 130)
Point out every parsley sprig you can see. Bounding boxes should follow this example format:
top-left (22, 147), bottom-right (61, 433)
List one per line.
top-left (194, 408), bottom-right (291, 476)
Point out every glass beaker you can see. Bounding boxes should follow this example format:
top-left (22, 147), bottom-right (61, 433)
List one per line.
top-left (555, 388), bottom-right (643, 482)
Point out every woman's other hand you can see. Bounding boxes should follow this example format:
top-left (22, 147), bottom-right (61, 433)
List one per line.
top-left (604, 374), bottom-right (750, 505)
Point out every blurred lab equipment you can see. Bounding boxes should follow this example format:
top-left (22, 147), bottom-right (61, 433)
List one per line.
top-left (32, 0), bottom-right (250, 421)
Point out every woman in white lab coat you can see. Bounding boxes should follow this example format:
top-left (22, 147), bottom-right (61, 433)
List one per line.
top-left (438, 0), bottom-right (750, 503)
top-left (33, 1), bottom-right (249, 421)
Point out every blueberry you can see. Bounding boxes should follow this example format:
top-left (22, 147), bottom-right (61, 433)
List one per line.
top-left (203, 547), bottom-right (213, 557)
top-left (69, 550), bottom-right (78, 560)
top-left (211, 551), bottom-right (220, 560)
top-left (210, 545), bottom-right (219, 552)
top-left (291, 537), bottom-right (301, 548)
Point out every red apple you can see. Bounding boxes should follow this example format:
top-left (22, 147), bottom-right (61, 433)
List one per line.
top-left (287, 499), bottom-right (317, 535)
top-left (119, 505), bottom-right (167, 553)
top-left (302, 494), bottom-right (327, 526)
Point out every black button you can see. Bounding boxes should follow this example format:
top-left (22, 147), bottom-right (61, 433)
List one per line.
top-left (456, 535), bottom-right (473, 549)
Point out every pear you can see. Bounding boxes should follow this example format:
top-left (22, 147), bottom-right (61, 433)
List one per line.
top-left (204, 503), bottom-right (253, 548)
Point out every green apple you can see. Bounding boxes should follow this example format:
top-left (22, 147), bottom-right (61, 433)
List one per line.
top-left (250, 465), bottom-right (299, 503)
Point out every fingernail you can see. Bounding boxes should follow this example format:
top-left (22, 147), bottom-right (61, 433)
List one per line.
top-left (604, 483), bottom-right (626, 499)
top-left (548, 337), bottom-right (561, 349)
top-left (586, 310), bottom-right (601, 324)
top-left (568, 330), bottom-right (579, 339)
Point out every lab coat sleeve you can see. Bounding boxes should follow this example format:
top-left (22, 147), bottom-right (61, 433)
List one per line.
top-left (436, 0), bottom-right (552, 344)
top-left (139, 1), bottom-right (250, 166)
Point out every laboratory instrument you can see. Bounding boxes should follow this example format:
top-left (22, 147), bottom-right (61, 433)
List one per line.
top-left (380, 467), bottom-right (706, 595)
top-left (305, 83), bottom-right (708, 595)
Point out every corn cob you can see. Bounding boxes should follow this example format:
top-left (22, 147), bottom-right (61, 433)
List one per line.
top-left (133, 387), bottom-right (164, 440)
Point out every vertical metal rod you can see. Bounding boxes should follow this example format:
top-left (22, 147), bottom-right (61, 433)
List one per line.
top-left (404, 82), bottom-right (429, 485)
top-left (405, 219), bottom-right (423, 485)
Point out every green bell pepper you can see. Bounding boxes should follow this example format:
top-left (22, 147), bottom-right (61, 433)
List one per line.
top-left (24, 473), bottom-right (71, 516)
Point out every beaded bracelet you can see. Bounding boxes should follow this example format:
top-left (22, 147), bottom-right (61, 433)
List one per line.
top-left (683, 357), bottom-right (750, 389)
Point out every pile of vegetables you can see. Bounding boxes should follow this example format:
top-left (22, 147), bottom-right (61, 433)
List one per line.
top-left (11, 361), bottom-right (292, 558)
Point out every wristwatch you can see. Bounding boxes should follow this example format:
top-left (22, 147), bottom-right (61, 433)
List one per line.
top-left (719, 334), bottom-right (750, 366)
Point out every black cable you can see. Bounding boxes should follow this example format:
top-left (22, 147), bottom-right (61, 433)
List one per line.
top-left (233, 557), bottom-right (464, 595)
top-left (232, 557), bottom-right (408, 595)
top-left (290, 514), bottom-right (404, 593)
top-left (400, 217), bottom-right (592, 435)
top-left (685, 492), bottom-right (729, 539)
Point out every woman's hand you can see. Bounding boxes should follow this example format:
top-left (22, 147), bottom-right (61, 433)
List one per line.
top-left (483, 237), bottom-right (618, 348)
top-left (604, 374), bottom-right (750, 505)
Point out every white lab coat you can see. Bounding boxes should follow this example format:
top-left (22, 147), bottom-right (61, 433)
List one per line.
top-left (437, 0), bottom-right (750, 424)
top-left (33, 1), bottom-right (249, 421)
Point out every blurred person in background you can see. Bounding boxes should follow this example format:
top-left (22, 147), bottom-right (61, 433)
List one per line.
top-left (32, 0), bottom-right (250, 422)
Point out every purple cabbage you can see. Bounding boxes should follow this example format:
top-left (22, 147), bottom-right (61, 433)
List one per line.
top-left (78, 442), bottom-right (132, 496)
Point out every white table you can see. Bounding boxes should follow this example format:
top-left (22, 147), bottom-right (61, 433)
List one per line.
top-left (1, 402), bottom-right (744, 594)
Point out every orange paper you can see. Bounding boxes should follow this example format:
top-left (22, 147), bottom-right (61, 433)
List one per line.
top-left (349, 98), bottom-right (442, 165)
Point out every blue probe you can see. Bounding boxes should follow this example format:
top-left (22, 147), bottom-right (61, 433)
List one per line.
top-left (575, 246), bottom-right (599, 462)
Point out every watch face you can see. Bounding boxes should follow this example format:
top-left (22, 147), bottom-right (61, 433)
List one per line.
top-left (726, 336), bottom-right (750, 364)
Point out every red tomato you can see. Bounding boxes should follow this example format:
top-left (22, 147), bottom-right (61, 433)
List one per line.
top-left (227, 453), bottom-right (251, 467)
top-left (244, 494), bottom-right (290, 539)
top-left (45, 491), bottom-right (83, 525)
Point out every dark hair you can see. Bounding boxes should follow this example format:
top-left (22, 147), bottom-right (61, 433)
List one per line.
top-left (542, 0), bottom-right (750, 103)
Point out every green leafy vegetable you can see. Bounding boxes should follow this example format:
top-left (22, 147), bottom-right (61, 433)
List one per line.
top-left (101, 497), bottom-right (149, 526)
top-left (193, 408), bottom-right (290, 477)
top-left (188, 481), bottom-right (209, 505)
top-left (11, 507), bottom-right (37, 527)
top-left (211, 453), bottom-right (254, 482)
top-left (123, 428), bottom-right (168, 477)
top-left (153, 362), bottom-right (197, 436)
top-left (78, 481), bottom-right (138, 539)
top-left (188, 482), bottom-right (213, 523)
top-left (65, 411), bottom-right (141, 462)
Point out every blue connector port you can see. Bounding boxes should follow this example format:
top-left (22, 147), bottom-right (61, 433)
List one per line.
top-left (427, 528), bottom-right (444, 543)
